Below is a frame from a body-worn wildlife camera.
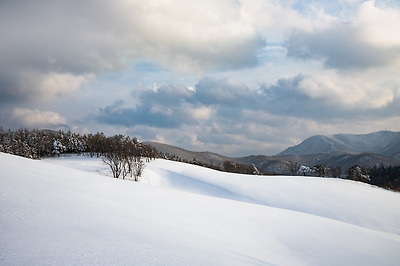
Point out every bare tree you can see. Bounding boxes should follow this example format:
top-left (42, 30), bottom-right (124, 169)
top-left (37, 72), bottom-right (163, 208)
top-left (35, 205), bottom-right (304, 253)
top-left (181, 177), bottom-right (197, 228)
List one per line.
top-left (131, 157), bottom-right (145, 182)
top-left (102, 136), bottom-right (147, 181)
top-left (103, 152), bottom-right (124, 179)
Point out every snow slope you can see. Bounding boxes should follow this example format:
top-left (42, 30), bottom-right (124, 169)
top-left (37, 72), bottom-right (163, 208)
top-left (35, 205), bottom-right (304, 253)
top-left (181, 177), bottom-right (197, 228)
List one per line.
top-left (1, 153), bottom-right (400, 265)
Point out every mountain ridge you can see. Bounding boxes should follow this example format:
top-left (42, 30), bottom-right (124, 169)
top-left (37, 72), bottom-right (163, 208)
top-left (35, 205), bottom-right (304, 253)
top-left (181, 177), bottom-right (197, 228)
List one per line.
top-left (145, 131), bottom-right (400, 175)
top-left (278, 130), bottom-right (400, 159)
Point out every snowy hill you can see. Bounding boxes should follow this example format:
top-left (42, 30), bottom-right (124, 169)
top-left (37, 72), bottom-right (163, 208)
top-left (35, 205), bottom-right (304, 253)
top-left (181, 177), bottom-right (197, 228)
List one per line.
top-left (278, 131), bottom-right (400, 159)
top-left (1, 153), bottom-right (400, 265)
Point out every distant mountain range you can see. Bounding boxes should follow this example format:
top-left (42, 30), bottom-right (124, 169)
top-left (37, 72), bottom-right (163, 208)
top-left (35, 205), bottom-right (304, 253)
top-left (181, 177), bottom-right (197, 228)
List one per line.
top-left (278, 131), bottom-right (400, 159)
top-left (145, 131), bottom-right (400, 175)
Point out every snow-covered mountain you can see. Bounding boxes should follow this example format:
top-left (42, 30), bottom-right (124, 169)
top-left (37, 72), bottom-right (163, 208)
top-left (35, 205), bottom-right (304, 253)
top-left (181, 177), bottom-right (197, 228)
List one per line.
top-left (1, 153), bottom-right (400, 265)
top-left (278, 131), bottom-right (400, 159)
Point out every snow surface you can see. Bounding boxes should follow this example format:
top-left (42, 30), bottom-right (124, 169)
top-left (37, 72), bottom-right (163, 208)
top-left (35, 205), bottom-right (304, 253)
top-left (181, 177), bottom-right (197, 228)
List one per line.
top-left (1, 153), bottom-right (400, 265)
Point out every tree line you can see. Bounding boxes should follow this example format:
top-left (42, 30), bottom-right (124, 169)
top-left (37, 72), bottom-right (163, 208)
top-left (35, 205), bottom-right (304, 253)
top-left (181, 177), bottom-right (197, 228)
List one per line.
top-left (159, 152), bottom-right (263, 175)
top-left (0, 127), bottom-right (262, 178)
top-left (292, 162), bottom-right (400, 191)
top-left (0, 127), bottom-right (157, 181)
top-left (369, 164), bottom-right (400, 191)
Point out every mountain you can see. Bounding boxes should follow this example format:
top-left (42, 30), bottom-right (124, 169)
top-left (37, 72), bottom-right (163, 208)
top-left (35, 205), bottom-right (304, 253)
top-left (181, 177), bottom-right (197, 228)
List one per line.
top-left (143, 141), bottom-right (232, 168)
top-left (143, 142), bottom-right (293, 175)
top-left (2, 153), bottom-right (400, 265)
top-left (145, 131), bottom-right (400, 175)
top-left (278, 131), bottom-right (400, 159)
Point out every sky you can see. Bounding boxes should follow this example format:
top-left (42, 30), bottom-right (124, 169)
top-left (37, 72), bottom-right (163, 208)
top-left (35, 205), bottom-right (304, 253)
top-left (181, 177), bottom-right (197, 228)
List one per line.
top-left (1, 0), bottom-right (400, 156)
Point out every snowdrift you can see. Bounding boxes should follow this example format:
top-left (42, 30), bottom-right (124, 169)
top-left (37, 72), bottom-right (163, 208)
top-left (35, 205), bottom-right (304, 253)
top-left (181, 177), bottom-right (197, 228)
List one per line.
top-left (1, 153), bottom-right (400, 265)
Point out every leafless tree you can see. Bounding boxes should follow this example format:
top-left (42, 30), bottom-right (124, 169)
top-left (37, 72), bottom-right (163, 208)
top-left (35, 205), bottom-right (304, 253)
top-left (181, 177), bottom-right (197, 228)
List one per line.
top-left (103, 152), bottom-right (125, 179)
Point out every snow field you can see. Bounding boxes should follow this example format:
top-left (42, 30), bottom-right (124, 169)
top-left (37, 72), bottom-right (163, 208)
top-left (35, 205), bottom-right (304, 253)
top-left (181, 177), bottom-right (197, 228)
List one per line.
top-left (1, 153), bottom-right (400, 265)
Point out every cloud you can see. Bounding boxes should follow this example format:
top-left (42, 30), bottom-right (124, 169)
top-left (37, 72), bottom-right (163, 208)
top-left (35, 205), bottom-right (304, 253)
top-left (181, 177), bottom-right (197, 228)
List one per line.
top-left (296, 72), bottom-right (395, 109)
top-left (258, 75), bottom-right (345, 119)
top-left (261, 69), bottom-right (399, 118)
top-left (89, 70), bottom-right (400, 156)
top-left (287, 28), bottom-right (395, 69)
top-left (4, 0), bottom-right (372, 105)
top-left (37, 72), bottom-right (94, 99)
top-left (95, 77), bottom-right (258, 128)
top-left (356, 0), bottom-right (400, 48)
top-left (287, 1), bottom-right (400, 69)
top-left (95, 93), bottom-right (215, 129)
top-left (0, 0), bottom-right (267, 105)
top-left (239, 0), bottom-right (332, 41)
top-left (194, 77), bottom-right (255, 106)
top-left (11, 108), bottom-right (67, 128)
top-left (139, 84), bottom-right (195, 106)
top-left (2, 0), bottom-right (400, 157)
top-left (95, 71), bottom-right (399, 130)
top-left (0, 71), bottom-right (94, 104)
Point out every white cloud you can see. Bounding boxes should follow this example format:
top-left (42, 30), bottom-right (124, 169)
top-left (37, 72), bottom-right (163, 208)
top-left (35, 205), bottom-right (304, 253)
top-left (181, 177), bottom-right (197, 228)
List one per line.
top-left (356, 0), bottom-right (400, 48)
top-left (287, 1), bottom-right (400, 69)
top-left (11, 108), bottom-right (67, 128)
top-left (38, 72), bottom-right (94, 99)
top-left (16, 71), bottom-right (94, 102)
top-left (239, 0), bottom-right (319, 36)
top-left (186, 106), bottom-right (214, 121)
top-left (1, 0), bottom-right (264, 74)
top-left (0, 0), bottom-right (268, 103)
top-left (129, 0), bottom-right (263, 72)
top-left (297, 71), bottom-right (396, 109)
